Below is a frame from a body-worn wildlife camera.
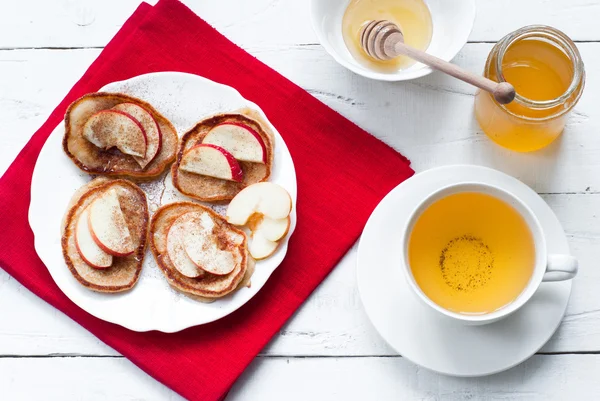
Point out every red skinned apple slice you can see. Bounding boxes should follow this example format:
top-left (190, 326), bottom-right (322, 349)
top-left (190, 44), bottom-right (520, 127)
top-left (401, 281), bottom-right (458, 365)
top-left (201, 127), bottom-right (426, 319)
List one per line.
top-left (202, 122), bottom-right (267, 163)
top-left (88, 189), bottom-right (135, 257)
top-left (82, 110), bottom-right (147, 158)
top-left (112, 103), bottom-right (162, 168)
top-left (180, 144), bottom-right (243, 182)
top-left (166, 213), bottom-right (204, 278)
top-left (75, 207), bottom-right (113, 269)
top-left (181, 212), bottom-right (239, 276)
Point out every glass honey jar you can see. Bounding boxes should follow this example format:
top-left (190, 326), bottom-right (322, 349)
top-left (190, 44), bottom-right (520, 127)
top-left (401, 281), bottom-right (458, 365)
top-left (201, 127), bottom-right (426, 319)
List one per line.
top-left (474, 25), bottom-right (585, 152)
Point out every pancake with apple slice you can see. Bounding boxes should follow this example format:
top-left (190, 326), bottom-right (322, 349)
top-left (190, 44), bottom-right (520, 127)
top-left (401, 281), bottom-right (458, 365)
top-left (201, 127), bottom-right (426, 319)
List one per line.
top-left (63, 92), bottom-right (178, 180)
top-left (61, 178), bottom-right (149, 293)
top-left (172, 108), bottom-right (275, 202)
top-left (149, 202), bottom-right (248, 299)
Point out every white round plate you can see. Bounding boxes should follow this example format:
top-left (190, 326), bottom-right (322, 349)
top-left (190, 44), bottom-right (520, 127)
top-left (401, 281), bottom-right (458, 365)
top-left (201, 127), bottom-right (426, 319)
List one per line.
top-left (29, 72), bottom-right (297, 333)
top-left (310, 0), bottom-right (476, 81)
top-left (357, 165), bottom-right (571, 376)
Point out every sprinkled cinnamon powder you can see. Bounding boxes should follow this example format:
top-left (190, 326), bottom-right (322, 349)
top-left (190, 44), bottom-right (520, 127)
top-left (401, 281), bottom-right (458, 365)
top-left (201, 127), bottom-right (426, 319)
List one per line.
top-left (439, 235), bottom-right (494, 293)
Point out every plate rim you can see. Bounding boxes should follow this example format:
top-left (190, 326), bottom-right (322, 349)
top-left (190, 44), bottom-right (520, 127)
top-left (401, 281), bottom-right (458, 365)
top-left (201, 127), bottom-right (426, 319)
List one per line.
top-left (28, 71), bottom-right (298, 332)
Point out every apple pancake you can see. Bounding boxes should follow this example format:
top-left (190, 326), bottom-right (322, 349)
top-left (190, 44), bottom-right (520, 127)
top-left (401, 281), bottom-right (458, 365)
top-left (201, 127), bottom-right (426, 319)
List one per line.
top-left (171, 108), bottom-right (275, 202)
top-left (63, 92), bottom-right (178, 180)
top-left (61, 178), bottom-right (149, 292)
top-left (149, 202), bottom-right (248, 299)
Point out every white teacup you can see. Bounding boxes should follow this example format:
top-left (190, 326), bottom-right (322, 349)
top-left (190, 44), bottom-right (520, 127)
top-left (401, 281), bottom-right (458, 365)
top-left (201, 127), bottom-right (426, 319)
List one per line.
top-left (400, 182), bottom-right (578, 325)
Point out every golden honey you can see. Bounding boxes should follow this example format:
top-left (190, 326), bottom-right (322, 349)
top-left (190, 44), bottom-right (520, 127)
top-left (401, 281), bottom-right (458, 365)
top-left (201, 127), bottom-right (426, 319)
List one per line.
top-left (342, 0), bottom-right (433, 72)
top-left (475, 26), bottom-right (585, 152)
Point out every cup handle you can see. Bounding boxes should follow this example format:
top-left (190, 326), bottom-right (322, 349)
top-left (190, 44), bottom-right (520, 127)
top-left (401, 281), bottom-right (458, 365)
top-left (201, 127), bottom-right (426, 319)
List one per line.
top-left (543, 254), bottom-right (578, 282)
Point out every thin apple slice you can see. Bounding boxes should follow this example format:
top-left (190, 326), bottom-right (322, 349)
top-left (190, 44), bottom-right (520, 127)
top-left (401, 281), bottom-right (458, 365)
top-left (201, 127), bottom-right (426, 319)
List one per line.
top-left (88, 189), bottom-right (135, 257)
top-left (227, 183), bottom-right (292, 261)
top-left (82, 109), bottom-right (147, 158)
top-left (226, 182), bottom-right (292, 225)
top-left (254, 216), bottom-right (290, 242)
top-left (180, 144), bottom-right (243, 182)
top-left (181, 212), bottom-right (240, 276)
top-left (249, 231), bottom-right (279, 260)
top-left (166, 213), bottom-right (205, 278)
top-left (202, 122), bottom-right (267, 163)
top-left (113, 103), bottom-right (162, 169)
top-left (75, 207), bottom-right (113, 269)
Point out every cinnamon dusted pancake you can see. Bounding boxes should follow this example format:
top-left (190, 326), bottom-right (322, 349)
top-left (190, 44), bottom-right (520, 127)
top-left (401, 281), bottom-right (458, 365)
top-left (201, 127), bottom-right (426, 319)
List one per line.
top-left (61, 178), bottom-right (149, 292)
top-left (63, 92), bottom-right (178, 180)
top-left (172, 109), bottom-right (275, 202)
top-left (149, 202), bottom-right (248, 299)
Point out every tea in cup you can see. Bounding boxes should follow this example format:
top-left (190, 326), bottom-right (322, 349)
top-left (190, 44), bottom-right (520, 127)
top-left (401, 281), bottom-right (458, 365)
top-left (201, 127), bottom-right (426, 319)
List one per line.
top-left (401, 183), bottom-right (577, 325)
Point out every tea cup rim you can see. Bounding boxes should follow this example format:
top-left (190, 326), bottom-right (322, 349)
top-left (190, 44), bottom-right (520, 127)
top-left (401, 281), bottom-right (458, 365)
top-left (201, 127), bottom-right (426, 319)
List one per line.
top-left (400, 181), bottom-right (548, 324)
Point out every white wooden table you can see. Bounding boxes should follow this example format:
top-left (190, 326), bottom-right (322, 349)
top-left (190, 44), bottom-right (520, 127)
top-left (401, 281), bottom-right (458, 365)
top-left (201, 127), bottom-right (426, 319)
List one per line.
top-left (1, 1), bottom-right (599, 399)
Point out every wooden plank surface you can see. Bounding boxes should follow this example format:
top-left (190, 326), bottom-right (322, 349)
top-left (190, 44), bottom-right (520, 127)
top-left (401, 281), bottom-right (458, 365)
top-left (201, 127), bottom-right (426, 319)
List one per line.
top-left (0, 0), bottom-right (599, 49)
top-left (0, 191), bottom-right (599, 357)
top-left (1, 355), bottom-right (600, 400)
top-left (1, 0), bottom-right (599, 399)
top-left (1, 44), bottom-right (600, 194)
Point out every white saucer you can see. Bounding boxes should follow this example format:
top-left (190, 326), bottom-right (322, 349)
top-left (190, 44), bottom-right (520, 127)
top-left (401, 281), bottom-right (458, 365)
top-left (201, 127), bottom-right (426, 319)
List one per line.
top-left (357, 165), bottom-right (572, 377)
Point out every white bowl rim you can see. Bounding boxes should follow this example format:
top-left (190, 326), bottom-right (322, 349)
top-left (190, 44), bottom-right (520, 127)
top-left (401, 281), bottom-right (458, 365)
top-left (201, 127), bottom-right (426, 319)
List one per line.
top-left (308, 0), bottom-right (477, 81)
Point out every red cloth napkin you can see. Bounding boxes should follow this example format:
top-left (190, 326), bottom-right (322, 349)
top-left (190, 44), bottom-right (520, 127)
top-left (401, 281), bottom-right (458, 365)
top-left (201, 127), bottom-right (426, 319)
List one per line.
top-left (0, 1), bottom-right (414, 399)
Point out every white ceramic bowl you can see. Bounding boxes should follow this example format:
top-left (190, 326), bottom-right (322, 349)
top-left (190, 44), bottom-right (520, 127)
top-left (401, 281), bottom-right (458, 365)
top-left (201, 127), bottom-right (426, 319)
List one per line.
top-left (310, 0), bottom-right (476, 81)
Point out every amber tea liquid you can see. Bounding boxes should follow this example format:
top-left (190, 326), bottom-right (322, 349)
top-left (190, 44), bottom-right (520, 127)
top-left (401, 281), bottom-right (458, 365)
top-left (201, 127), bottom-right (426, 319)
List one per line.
top-left (408, 192), bottom-right (535, 314)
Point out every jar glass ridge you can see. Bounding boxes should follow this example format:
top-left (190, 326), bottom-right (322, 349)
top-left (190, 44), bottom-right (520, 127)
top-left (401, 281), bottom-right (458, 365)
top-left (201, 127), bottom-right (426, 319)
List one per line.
top-left (474, 25), bottom-right (585, 152)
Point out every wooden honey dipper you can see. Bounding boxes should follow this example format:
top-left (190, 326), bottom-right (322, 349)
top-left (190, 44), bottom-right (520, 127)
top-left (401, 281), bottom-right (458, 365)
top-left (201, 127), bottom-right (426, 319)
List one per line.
top-left (361, 20), bottom-right (516, 104)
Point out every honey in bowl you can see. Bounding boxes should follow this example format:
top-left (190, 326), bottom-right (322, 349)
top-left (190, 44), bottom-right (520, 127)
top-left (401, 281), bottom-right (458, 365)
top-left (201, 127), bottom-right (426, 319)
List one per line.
top-left (342, 0), bottom-right (433, 72)
top-left (408, 192), bottom-right (535, 315)
top-left (475, 25), bottom-right (585, 152)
